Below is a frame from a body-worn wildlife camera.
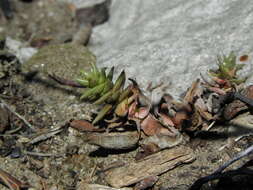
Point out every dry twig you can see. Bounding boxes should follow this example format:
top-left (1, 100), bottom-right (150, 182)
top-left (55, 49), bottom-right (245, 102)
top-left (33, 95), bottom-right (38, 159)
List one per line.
top-left (0, 168), bottom-right (29, 190)
top-left (0, 100), bottom-right (36, 132)
top-left (28, 126), bottom-right (63, 145)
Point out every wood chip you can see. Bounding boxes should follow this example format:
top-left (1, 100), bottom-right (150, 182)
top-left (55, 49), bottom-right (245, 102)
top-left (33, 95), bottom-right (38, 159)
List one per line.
top-left (105, 145), bottom-right (195, 188)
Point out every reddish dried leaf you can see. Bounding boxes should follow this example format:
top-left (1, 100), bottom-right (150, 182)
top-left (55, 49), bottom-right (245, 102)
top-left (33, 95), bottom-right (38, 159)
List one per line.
top-left (205, 86), bottom-right (227, 95)
top-left (141, 114), bottom-right (174, 136)
top-left (128, 101), bottom-right (138, 118)
top-left (239, 55), bottom-right (249, 62)
top-left (134, 107), bottom-right (150, 120)
top-left (70, 120), bottom-right (105, 132)
top-left (171, 111), bottom-right (189, 128)
top-left (160, 113), bottom-right (175, 127)
top-left (141, 114), bottom-right (163, 136)
top-left (211, 76), bottom-right (228, 86)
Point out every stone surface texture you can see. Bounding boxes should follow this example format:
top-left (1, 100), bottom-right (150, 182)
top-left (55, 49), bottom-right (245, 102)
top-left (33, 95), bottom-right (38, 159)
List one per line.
top-left (68, 0), bottom-right (253, 98)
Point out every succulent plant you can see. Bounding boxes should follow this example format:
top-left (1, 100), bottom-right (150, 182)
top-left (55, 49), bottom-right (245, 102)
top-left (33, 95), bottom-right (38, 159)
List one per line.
top-left (76, 63), bottom-right (133, 124)
top-left (209, 52), bottom-right (246, 86)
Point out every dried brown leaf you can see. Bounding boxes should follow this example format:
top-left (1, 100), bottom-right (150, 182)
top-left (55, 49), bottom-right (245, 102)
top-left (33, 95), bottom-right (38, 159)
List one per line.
top-left (223, 85), bottom-right (253, 120)
top-left (204, 85), bottom-right (227, 95)
top-left (115, 98), bottom-right (129, 117)
top-left (183, 79), bottom-right (201, 103)
top-left (128, 101), bottom-right (138, 118)
top-left (70, 120), bottom-right (105, 132)
top-left (134, 107), bottom-right (150, 120)
top-left (159, 113), bottom-right (175, 127)
top-left (140, 114), bottom-right (163, 136)
top-left (195, 105), bottom-right (213, 121)
top-left (187, 110), bottom-right (203, 131)
top-left (239, 55), bottom-right (249, 62)
top-left (171, 111), bottom-right (189, 129)
top-left (141, 114), bottom-right (177, 136)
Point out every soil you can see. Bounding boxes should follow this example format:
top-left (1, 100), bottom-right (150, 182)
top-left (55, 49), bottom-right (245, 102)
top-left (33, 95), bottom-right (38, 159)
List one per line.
top-left (0, 1), bottom-right (253, 190)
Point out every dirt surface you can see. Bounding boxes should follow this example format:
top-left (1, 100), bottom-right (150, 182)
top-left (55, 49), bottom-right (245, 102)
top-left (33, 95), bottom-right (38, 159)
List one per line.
top-left (0, 1), bottom-right (253, 190)
top-left (1, 0), bottom-right (76, 45)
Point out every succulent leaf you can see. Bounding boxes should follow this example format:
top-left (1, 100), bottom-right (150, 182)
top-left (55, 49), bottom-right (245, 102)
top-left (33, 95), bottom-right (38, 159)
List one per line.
top-left (77, 63), bottom-right (133, 123)
top-left (98, 67), bottom-right (107, 84)
top-left (109, 89), bottom-right (121, 102)
top-left (112, 71), bottom-right (126, 92)
top-left (92, 104), bottom-right (113, 125)
top-left (101, 80), bottom-right (113, 95)
top-left (118, 86), bottom-right (132, 103)
top-left (208, 52), bottom-right (246, 86)
top-left (93, 90), bottom-right (114, 105)
top-left (76, 79), bottom-right (89, 86)
top-left (80, 82), bottom-right (106, 100)
top-left (107, 66), bottom-right (114, 81)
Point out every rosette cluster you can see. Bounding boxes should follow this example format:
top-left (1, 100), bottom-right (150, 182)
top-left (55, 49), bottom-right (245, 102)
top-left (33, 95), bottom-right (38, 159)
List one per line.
top-left (76, 63), bottom-right (132, 124)
top-left (209, 52), bottom-right (246, 86)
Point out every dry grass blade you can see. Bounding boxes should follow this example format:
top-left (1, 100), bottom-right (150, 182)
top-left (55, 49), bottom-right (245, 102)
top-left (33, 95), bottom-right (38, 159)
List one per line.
top-left (0, 100), bottom-right (36, 132)
top-left (28, 126), bottom-right (63, 145)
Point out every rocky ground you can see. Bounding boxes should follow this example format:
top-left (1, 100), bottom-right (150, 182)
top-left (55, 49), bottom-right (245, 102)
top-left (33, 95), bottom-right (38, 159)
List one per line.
top-left (0, 0), bottom-right (253, 190)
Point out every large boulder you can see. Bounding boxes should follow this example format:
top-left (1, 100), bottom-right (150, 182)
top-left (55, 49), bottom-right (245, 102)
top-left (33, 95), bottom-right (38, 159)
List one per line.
top-left (88, 0), bottom-right (253, 98)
